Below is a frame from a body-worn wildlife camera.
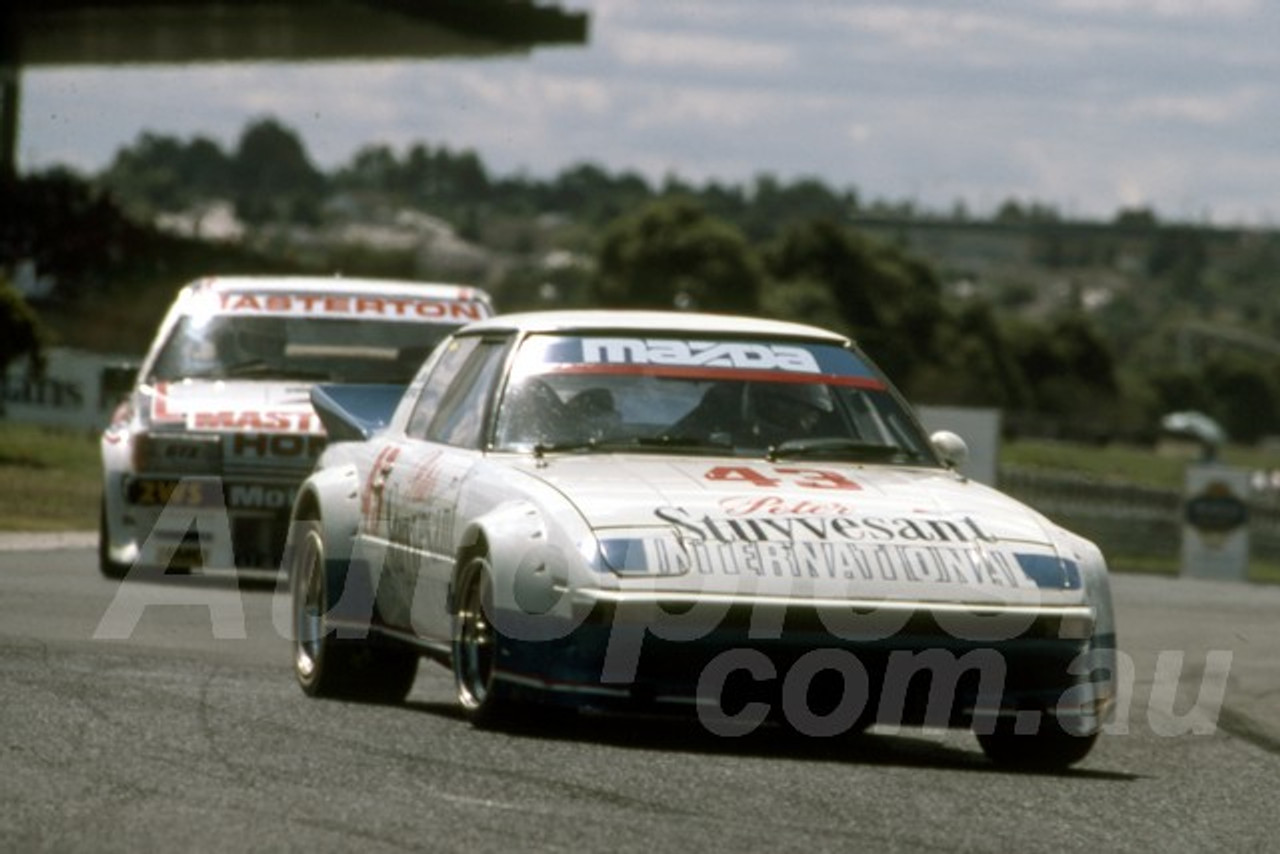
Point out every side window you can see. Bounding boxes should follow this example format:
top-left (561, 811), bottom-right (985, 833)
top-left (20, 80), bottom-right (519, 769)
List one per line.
top-left (405, 336), bottom-right (480, 438)
top-left (426, 340), bottom-right (509, 448)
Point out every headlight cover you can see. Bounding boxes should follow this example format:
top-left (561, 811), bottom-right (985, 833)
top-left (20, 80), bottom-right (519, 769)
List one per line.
top-left (588, 529), bottom-right (691, 577)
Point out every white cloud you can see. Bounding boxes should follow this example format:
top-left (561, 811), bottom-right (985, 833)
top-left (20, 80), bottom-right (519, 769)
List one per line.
top-left (832, 6), bottom-right (1000, 49)
top-left (626, 87), bottom-right (795, 131)
top-left (815, 3), bottom-right (1143, 67)
top-left (611, 30), bottom-right (791, 72)
top-left (445, 65), bottom-right (612, 115)
top-left (1122, 87), bottom-right (1265, 125)
top-left (1053, 0), bottom-right (1259, 18)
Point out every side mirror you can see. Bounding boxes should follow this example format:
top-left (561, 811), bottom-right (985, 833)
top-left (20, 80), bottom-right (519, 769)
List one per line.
top-left (930, 430), bottom-right (969, 470)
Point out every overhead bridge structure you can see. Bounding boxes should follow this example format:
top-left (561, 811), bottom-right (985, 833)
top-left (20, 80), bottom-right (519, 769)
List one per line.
top-left (1, 0), bottom-right (589, 174)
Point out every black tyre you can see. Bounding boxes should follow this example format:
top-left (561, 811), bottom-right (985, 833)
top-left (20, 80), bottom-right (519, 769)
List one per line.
top-left (289, 518), bottom-right (417, 703)
top-left (976, 717), bottom-right (1099, 771)
top-left (98, 499), bottom-right (130, 580)
top-left (452, 554), bottom-right (516, 727)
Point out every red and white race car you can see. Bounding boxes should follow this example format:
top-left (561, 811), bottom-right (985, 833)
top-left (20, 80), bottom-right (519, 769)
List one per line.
top-left (99, 275), bottom-right (493, 578)
top-left (286, 309), bottom-right (1116, 769)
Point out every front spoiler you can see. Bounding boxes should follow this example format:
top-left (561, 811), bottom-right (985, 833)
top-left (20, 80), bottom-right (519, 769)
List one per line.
top-left (487, 590), bottom-right (1111, 733)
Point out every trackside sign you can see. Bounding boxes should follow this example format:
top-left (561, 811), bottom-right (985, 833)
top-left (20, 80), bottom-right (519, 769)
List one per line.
top-left (3, 347), bottom-right (131, 431)
top-left (1180, 464), bottom-right (1250, 581)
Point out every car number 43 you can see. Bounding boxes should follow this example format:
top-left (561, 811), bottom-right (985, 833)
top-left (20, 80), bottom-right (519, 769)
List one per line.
top-left (704, 465), bottom-right (860, 490)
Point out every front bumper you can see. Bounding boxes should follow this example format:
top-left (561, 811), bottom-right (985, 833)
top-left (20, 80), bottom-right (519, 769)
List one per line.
top-left (108, 474), bottom-right (301, 571)
top-left (490, 591), bottom-right (1113, 733)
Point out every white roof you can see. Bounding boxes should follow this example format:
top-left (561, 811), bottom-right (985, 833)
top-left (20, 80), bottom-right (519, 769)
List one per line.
top-left (181, 275), bottom-right (490, 304)
top-left (460, 309), bottom-right (848, 342)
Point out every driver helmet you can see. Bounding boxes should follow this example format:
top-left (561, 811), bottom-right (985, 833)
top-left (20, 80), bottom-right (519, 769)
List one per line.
top-left (752, 381), bottom-right (833, 435)
top-left (216, 318), bottom-right (286, 362)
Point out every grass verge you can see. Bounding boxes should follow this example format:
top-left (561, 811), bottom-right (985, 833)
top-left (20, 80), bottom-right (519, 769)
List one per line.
top-left (0, 421), bottom-right (100, 531)
top-left (1002, 437), bottom-right (1280, 490)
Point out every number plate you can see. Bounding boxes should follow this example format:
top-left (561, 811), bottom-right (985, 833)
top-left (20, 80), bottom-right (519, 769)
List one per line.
top-left (127, 478), bottom-right (221, 508)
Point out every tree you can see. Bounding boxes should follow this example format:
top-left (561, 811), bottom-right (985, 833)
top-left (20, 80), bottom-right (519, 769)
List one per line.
top-left (1005, 311), bottom-right (1121, 437)
top-left (741, 175), bottom-right (853, 239)
top-left (401, 143), bottom-right (491, 207)
top-left (1203, 354), bottom-right (1280, 443)
top-left (1146, 226), bottom-right (1214, 313)
top-left (995, 198), bottom-right (1060, 224)
top-left (231, 118), bottom-right (326, 224)
top-left (545, 163), bottom-right (651, 225)
top-left (1148, 365), bottom-right (1213, 415)
top-left (759, 277), bottom-right (848, 337)
top-left (1113, 207), bottom-right (1158, 229)
top-left (593, 198), bottom-right (763, 313)
top-left (2, 169), bottom-right (142, 300)
top-left (0, 280), bottom-right (49, 414)
top-left (337, 143), bottom-right (401, 195)
top-left (923, 302), bottom-right (1031, 409)
top-left (764, 219), bottom-right (946, 387)
top-left (100, 132), bottom-right (233, 216)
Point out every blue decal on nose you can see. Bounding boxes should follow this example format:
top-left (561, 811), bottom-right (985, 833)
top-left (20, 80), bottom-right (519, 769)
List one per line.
top-left (597, 538), bottom-right (651, 574)
top-left (1015, 553), bottom-right (1082, 589)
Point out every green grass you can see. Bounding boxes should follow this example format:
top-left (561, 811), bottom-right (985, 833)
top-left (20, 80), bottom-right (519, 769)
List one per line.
top-left (1250, 561), bottom-right (1280, 584)
top-left (1002, 437), bottom-right (1279, 490)
top-left (1002, 439), bottom-right (1188, 488)
top-left (0, 421), bottom-right (101, 531)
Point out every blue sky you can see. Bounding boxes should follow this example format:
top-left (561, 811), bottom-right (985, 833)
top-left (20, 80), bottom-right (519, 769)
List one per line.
top-left (18, 0), bottom-right (1280, 224)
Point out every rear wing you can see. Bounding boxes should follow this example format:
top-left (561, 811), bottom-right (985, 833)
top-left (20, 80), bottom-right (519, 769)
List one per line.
top-left (311, 384), bottom-right (404, 442)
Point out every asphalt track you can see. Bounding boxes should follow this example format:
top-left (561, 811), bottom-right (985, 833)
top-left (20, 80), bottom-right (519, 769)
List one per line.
top-left (2, 534), bottom-right (1278, 852)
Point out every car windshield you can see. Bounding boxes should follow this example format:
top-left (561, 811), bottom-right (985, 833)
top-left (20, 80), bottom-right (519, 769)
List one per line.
top-left (491, 334), bottom-right (939, 465)
top-left (148, 314), bottom-right (453, 384)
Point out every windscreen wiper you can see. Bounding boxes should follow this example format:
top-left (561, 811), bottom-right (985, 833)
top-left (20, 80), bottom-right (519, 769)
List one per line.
top-left (219, 360), bottom-right (330, 380)
top-left (219, 359), bottom-right (277, 377)
top-left (766, 437), bottom-right (906, 463)
top-left (634, 434), bottom-right (736, 453)
top-left (532, 434), bottom-right (734, 457)
top-left (532, 437), bottom-right (606, 458)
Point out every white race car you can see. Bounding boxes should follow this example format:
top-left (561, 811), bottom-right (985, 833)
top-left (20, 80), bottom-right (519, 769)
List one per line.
top-left (287, 310), bottom-right (1116, 769)
top-left (99, 275), bottom-right (493, 578)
